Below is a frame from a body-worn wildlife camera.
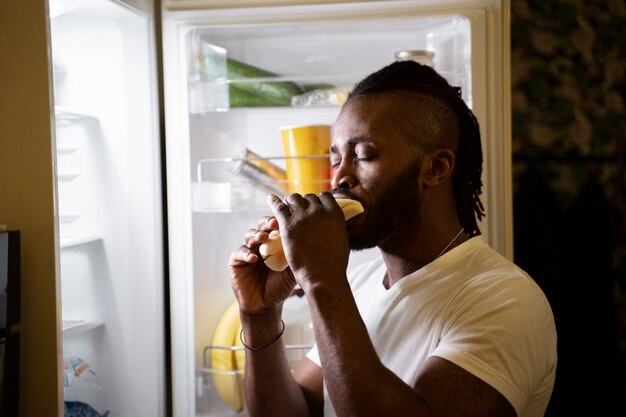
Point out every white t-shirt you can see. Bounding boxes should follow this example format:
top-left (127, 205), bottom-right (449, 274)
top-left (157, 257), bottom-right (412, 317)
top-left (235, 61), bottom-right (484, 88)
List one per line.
top-left (306, 236), bottom-right (557, 417)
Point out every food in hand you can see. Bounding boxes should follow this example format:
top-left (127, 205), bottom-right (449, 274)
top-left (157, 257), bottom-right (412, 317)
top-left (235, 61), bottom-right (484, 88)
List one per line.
top-left (335, 198), bottom-right (365, 222)
top-left (259, 229), bottom-right (288, 272)
top-left (259, 198), bottom-right (364, 271)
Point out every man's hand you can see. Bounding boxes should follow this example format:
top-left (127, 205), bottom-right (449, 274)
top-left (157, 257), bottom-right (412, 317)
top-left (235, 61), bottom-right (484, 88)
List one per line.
top-left (228, 214), bottom-right (297, 315)
top-left (268, 192), bottom-right (351, 292)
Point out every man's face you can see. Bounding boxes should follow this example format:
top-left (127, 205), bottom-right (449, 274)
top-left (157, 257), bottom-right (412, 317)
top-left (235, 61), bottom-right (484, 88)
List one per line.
top-left (330, 95), bottom-right (425, 251)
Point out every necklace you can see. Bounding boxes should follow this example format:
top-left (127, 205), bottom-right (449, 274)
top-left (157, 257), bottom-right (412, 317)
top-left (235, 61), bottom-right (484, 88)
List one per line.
top-left (436, 227), bottom-right (465, 259)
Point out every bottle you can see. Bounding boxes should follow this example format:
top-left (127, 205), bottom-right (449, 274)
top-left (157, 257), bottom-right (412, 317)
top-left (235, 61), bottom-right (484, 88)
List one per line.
top-left (227, 148), bottom-right (288, 196)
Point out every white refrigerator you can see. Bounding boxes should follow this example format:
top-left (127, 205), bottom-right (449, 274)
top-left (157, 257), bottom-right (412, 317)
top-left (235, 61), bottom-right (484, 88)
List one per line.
top-left (2, 0), bottom-right (510, 415)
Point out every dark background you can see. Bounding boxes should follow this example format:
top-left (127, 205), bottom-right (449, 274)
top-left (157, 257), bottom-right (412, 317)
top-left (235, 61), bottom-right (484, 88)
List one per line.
top-left (510, 0), bottom-right (626, 415)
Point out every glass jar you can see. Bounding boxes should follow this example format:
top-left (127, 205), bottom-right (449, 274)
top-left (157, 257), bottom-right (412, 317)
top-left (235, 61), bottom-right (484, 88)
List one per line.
top-left (394, 50), bottom-right (436, 69)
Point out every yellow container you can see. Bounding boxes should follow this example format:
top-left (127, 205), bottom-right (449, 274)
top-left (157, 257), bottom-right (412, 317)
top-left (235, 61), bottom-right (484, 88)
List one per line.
top-left (279, 125), bottom-right (331, 195)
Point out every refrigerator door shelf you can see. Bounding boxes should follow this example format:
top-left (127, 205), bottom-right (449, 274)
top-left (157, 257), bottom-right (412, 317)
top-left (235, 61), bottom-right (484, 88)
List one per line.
top-left (54, 108), bottom-right (100, 155)
top-left (59, 213), bottom-right (82, 223)
top-left (57, 171), bottom-right (81, 181)
top-left (62, 318), bottom-right (104, 338)
top-left (55, 106), bottom-right (99, 126)
top-left (60, 235), bottom-right (101, 249)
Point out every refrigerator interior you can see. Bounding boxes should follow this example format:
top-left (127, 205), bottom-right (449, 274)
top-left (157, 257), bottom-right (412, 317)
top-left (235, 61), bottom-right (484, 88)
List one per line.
top-left (49, 0), bottom-right (164, 415)
top-left (182, 14), bottom-right (472, 416)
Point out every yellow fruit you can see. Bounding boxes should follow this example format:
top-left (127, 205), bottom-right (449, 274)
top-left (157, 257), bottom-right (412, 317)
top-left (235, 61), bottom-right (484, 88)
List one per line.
top-left (234, 321), bottom-right (245, 374)
top-left (211, 301), bottom-right (244, 411)
top-left (335, 198), bottom-right (365, 221)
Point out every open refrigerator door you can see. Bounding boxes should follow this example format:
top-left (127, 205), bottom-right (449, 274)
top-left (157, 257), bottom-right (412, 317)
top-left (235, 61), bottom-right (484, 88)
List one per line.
top-left (49, 0), bottom-right (165, 415)
top-left (161, 2), bottom-right (510, 416)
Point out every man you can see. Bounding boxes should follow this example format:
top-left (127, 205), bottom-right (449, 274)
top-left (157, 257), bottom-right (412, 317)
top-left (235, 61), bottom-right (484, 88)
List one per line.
top-left (229, 61), bottom-right (557, 417)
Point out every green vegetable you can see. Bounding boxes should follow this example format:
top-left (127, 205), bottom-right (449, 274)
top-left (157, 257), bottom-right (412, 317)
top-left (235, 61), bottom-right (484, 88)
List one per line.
top-left (226, 58), bottom-right (304, 107)
top-left (229, 85), bottom-right (288, 107)
top-left (300, 83), bottom-right (337, 92)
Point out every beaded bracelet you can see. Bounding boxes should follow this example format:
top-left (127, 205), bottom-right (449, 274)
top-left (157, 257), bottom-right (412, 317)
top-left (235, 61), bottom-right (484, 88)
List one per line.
top-left (239, 319), bottom-right (285, 351)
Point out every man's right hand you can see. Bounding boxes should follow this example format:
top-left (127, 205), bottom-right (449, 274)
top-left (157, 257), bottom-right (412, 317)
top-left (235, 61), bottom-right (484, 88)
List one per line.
top-left (228, 214), bottom-right (297, 316)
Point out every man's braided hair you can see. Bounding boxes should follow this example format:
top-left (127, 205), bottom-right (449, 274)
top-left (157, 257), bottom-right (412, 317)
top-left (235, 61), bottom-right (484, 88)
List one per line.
top-left (345, 60), bottom-right (485, 236)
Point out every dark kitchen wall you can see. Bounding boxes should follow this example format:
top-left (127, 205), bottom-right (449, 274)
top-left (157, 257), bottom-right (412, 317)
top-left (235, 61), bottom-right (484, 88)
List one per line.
top-left (510, 0), bottom-right (626, 416)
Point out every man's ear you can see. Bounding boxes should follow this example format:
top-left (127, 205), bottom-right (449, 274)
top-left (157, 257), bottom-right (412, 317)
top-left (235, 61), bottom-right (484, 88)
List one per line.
top-left (422, 149), bottom-right (455, 187)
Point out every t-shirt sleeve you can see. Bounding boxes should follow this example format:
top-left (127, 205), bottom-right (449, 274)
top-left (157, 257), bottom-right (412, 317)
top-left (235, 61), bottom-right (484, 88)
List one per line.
top-left (431, 274), bottom-right (557, 416)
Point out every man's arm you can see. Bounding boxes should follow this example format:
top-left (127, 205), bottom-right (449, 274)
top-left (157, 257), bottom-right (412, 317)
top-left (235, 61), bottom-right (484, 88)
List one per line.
top-left (239, 311), bottom-right (318, 417)
top-left (293, 358), bottom-right (325, 416)
top-left (265, 193), bottom-right (517, 416)
top-left (304, 280), bottom-right (517, 417)
top-left (229, 213), bottom-right (323, 417)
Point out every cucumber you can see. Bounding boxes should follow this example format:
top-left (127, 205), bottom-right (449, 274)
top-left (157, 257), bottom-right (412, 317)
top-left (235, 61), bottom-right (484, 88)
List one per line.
top-left (226, 58), bottom-right (304, 106)
top-left (300, 83), bottom-right (337, 92)
top-left (229, 85), bottom-right (287, 107)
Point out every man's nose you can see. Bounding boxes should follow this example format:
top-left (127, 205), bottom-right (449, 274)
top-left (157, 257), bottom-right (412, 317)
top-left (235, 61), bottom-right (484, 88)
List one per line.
top-left (330, 163), bottom-right (356, 191)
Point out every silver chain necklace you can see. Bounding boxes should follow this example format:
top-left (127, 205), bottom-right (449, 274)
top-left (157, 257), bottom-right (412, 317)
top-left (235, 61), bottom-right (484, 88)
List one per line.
top-left (436, 227), bottom-right (465, 259)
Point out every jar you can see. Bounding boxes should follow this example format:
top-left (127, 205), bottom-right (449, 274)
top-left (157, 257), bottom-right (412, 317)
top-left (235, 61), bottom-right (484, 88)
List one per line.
top-left (394, 50), bottom-right (436, 69)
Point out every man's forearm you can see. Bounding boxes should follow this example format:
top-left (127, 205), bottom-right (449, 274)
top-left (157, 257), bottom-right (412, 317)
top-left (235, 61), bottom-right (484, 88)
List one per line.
top-left (241, 312), bottom-right (311, 417)
top-left (305, 281), bottom-right (425, 417)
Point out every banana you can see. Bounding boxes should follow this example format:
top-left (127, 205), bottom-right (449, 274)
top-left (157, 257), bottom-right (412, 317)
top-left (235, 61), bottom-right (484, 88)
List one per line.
top-left (260, 198), bottom-right (364, 271)
top-left (211, 301), bottom-right (244, 411)
top-left (259, 229), bottom-right (287, 272)
top-left (234, 321), bottom-right (245, 374)
top-left (335, 198), bottom-right (366, 221)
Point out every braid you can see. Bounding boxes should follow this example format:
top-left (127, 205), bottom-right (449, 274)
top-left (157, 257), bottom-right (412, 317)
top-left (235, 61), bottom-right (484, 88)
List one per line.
top-left (346, 61), bottom-right (485, 235)
top-left (454, 105), bottom-right (485, 236)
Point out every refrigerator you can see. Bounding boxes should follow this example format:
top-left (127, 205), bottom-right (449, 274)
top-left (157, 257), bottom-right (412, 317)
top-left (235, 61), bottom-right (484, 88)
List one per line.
top-left (1, 0), bottom-right (510, 415)
top-left (160, 1), bottom-right (511, 416)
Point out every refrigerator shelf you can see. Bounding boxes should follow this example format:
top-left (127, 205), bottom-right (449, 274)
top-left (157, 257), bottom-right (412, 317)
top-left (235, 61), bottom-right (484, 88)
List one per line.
top-left (189, 81), bottom-right (348, 112)
top-left (58, 170), bottom-right (80, 181)
top-left (60, 234), bottom-right (101, 248)
top-left (62, 318), bottom-right (104, 337)
top-left (198, 344), bottom-right (313, 415)
top-left (59, 213), bottom-right (82, 223)
top-left (54, 106), bottom-right (99, 128)
top-left (57, 144), bottom-right (79, 154)
top-left (191, 73), bottom-right (350, 85)
top-left (202, 343), bottom-right (315, 367)
top-left (193, 154), bottom-right (331, 212)
top-left (190, 68), bottom-right (462, 90)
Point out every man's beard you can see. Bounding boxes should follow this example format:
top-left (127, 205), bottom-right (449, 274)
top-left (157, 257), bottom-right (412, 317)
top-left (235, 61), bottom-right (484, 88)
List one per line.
top-left (348, 161), bottom-right (422, 251)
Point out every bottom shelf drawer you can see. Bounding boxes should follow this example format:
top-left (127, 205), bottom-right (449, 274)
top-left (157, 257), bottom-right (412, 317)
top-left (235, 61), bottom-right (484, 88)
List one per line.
top-left (197, 344), bottom-right (313, 416)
